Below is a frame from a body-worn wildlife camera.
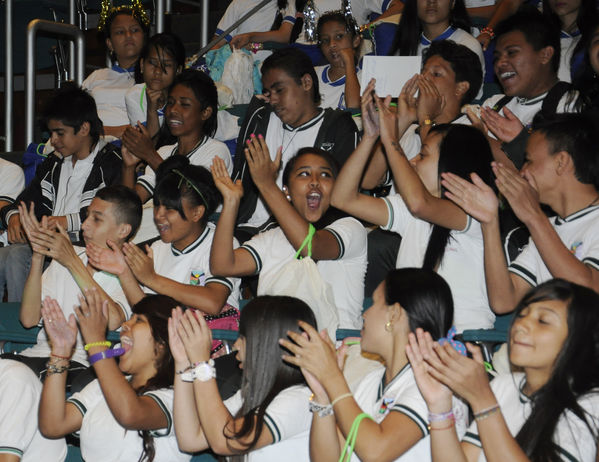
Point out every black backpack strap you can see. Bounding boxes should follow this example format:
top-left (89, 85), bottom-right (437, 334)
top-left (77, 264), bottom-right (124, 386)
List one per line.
top-left (492, 95), bottom-right (513, 112)
top-left (540, 81), bottom-right (573, 116)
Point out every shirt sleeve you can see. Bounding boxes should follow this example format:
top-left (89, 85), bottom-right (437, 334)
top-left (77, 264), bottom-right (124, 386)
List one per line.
top-left (381, 194), bottom-right (411, 237)
top-left (325, 217), bottom-right (367, 260)
top-left (143, 388), bottom-right (174, 437)
top-left (390, 379), bottom-right (430, 438)
top-left (67, 379), bottom-right (104, 419)
top-left (240, 229), bottom-right (273, 274)
top-left (282, 2), bottom-right (297, 24)
top-left (508, 238), bottom-right (541, 287)
top-left (125, 85), bottom-right (146, 126)
top-left (0, 160), bottom-right (25, 203)
top-left (262, 386), bottom-right (312, 443)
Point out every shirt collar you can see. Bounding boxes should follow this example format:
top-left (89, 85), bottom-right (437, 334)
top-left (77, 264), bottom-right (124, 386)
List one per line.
top-left (282, 108), bottom-right (325, 132)
top-left (376, 363), bottom-right (411, 400)
top-left (420, 26), bottom-right (456, 46)
top-left (111, 63), bottom-right (136, 74)
top-left (554, 204), bottom-right (599, 225)
top-left (171, 226), bottom-right (210, 256)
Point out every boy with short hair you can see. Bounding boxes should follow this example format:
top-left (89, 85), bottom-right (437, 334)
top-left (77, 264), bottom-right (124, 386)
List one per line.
top-left (0, 85), bottom-right (123, 302)
top-left (443, 112), bottom-right (599, 314)
top-left (2, 186), bottom-right (142, 390)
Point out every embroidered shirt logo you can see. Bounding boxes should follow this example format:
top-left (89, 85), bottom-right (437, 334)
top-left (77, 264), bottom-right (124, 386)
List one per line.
top-left (190, 270), bottom-right (206, 286)
top-left (570, 241), bottom-right (583, 259)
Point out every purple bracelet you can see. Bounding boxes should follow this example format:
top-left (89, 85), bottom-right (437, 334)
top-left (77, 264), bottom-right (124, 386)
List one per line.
top-left (89, 347), bottom-right (126, 365)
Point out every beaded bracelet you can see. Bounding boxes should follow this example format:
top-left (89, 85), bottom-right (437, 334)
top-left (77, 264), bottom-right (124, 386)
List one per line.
top-left (480, 26), bottom-right (495, 39)
top-left (46, 362), bottom-right (69, 375)
top-left (249, 42), bottom-right (263, 54)
top-left (309, 395), bottom-right (333, 418)
top-left (473, 404), bottom-right (500, 421)
top-left (84, 341), bottom-right (111, 351)
top-left (428, 410), bottom-right (454, 423)
top-left (429, 416), bottom-right (455, 431)
top-left (50, 352), bottom-right (71, 361)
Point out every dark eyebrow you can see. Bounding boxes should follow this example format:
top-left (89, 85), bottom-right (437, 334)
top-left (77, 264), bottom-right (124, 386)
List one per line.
top-left (296, 165), bottom-right (333, 172)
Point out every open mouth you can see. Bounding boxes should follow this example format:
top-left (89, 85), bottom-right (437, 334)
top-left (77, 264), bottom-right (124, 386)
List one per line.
top-left (155, 222), bottom-right (170, 234)
top-left (121, 336), bottom-right (133, 354)
top-left (167, 119), bottom-right (183, 128)
top-left (307, 191), bottom-right (322, 210)
top-left (499, 71), bottom-right (517, 82)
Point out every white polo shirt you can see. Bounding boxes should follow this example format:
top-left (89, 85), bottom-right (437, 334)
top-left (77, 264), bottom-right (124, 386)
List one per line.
top-left (82, 66), bottom-right (136, 127)
top-left (148, 223), bottom-right (241, 310)
top-left (241, 217), bottom-right (367, 329)
top-left (125, 83), bottom-right (166, 129)
top-left (352, 364), bottom-right (469, 461)
top-left (68, 380), bottom-right (190, 462)
top-left (382, 194), bottom-right (494, 331)
top-left (316, 64), bottom-right (363, 110)
top-left (224, 384), bottom-right (312, 461)
top-left (0, 159), bottom-right (25, 247)
top-left (558, 31), bottom-right (581, 83)
top-left (462, 373), bottom-right (599, 462)
top-left (509, 205), bottom-right (599, 287)
top-left (20, 247), bottom-right (131, 365)
top-left (136, 137), bottom-right (232, 197)
top-left (0, 359), bottom-right (68, 462)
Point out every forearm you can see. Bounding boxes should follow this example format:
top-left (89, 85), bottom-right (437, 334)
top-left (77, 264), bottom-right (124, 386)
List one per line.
top-left (466, 5), bottom-right (496, 20)
top-left (343, 67), bottom-right (361, 109)
top-left (371, 0), bottom-right (403, 22)
top-left (431, 427), bottom-right (468, 462)
top-left (146, 112), bottom-right (160, 140)
top-left (39, 370), bottom-right (70, 437)
top-left (66, 259), bottom-right (125, 329)
top-left (309, 413), bottom-right (341, 462)
top-left (20, 253), bottom-right (44, 327)
top-left (486, 0), bottom-right (522, 30)
top-left (482, 219), bottom-right (518, 313)
top-left (476, 414), bottom-right (531, 462)
top-left (248, 23), bottom-right (292, 44)
top-left (118, 267), bottom-right (146, 307)
top-left (527, 214), bottom-right (599, 289)
top-left (143, 150), bottom-right (164, 172)
top-left (210, 199), bottom-right (245, 276)
top-left (173, 374), bottom-right (208, 452)
top-left (332, 135), bottom-right (378, 207)
top-left (143, 275), bottom-right (225, 315)
top-left (361, 143), bottom-right (389, 190)
top-left (122, 165), bottom-right (137, 190)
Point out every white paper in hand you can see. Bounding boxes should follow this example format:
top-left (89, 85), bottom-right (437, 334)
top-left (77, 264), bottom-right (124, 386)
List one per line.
top-left (361, 56), bottom-right (422, 97)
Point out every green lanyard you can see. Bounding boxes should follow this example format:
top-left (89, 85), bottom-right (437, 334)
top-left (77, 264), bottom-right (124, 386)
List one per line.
top-left (338, 412), bottom-right (374, 462)
top-left (294, 223), bottom-right (315, 259)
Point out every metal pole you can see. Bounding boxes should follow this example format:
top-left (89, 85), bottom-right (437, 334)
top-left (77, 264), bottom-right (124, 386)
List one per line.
top-left (156, 0), bottom-right (164, 33)
top-left (166, 0), bottom-right (172, 13)
top-left (26, 20), bottom-right (85, 147)
top-left (4, 0), bottom-right (13, 151)
top-left (201, 0), bottom-right (209, 47)
top-left (69, 0), bottom-right (76, 79)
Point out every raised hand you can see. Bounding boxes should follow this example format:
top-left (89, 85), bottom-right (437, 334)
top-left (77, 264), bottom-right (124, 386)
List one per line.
top-left (477, 32), bottom-right (492, 51)
top-left (74, 288), bottom-right (109, 345)
top-left (41, 296), bottom-right (77, 358)
top-left (168, 307), bottom-right (191, 365)
top-left (210, 156), bottom-right (243, 203)
top-left (245, 133), bottom-right (281, 189)
top-left (121, 144), bottom-right (141, 169)
top-left (416, 75), bottom-right (445, 124)
top-left (374, 93), bottom-right (399, 146)
top-left (493, 161), bottom-right (542, 225)
top-left (146, 88), bottom-right (166, 111)
top-left (397, 74), bottom-right (419, 127)
top-left (86, 240), bottom-right (127, 275)
top-left (122, 242), bottom-right (156, 286)
top-left (466, 106), bottom-right (489, 137)
top-left (26, 222), bottom-right (79, 267)
top-left (361, 78), bottom-right (380, 139)
top-left (280, 321), bottom-right (343, 388)
top-left (406, 329), bottom-right (452, 412)
top-left (230, 33), bottom-right (252, 50)
top-left (441, 171), bottom-right (499, 224)
top-left (176, 309), bottom-right (212, 364)
top-left (480, 106), bottom-right (524, 143)
top-left (18, 201), bottom-right (45, 251)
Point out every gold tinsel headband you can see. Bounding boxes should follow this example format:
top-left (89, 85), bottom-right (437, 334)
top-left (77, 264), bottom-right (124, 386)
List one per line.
top-left (98, 0), bottom-right (151, 32)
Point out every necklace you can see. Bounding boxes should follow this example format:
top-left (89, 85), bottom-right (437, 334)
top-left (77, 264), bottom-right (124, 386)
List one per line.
top-left (586, 194), bottom-right (599, 209)
top-left (280, 128), bottom-right (300, 157)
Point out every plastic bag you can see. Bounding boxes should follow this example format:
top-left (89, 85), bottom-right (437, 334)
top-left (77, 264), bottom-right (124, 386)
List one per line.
top-left (220, 48), bottom-right (255, 104)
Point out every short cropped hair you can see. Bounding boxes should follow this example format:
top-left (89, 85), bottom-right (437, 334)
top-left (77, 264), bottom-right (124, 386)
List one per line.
top-left (261, 48), bottom-right (321, 105)
top-left (95, 185), bottom-right (143, 241)
top-left (495, 6), bottom-right (561, 75)
top-left (532, 112), bottom-right (599, 190)
top-left (42, 84), bottom-right (104, 144)
top-left (423, 40), bottom-right (482, 105)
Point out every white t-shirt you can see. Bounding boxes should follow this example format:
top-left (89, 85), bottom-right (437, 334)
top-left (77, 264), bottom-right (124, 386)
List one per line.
top-left (68, 380), bottom-right (190, 462)
top-left (0, 359), bottom-right (68, 462)
top-left (241, 217), bottom-right (367, 329)
top-left (316, 64), bottom-right (363, 110)
top-left (125, 83), bottom-right (166, 128)
top-left (215, 0), bottom-right (296, 42)
top-left (223, 385), bottom-right (312, 461)
top-left (148, 223), bottom-right (241, 310)
top-left (351, 364), bottom-right (469, 461)
top-left (20, 247), bottom-right (131, 365)
top-left (509, 204), bottom-right (599, 287)
top-left (417, 29), bottom-right (485, 99)
top-left (244, 110), bottom-right (326, 227)
top-left (82, 66), bottom-right (136, 127)
top-left (482, 90), bottom-right (577, 132)
top-left (462, 373), bottom-right (599, 462)
top-left (558, 32), bottom-right (581, 83)
top-left (137, 138), bottom-right (232, 197)
top-left (382, 194), bottom-right (494, 331)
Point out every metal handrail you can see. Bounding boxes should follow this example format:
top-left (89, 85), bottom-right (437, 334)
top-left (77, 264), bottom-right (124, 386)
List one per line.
top-left (25, 20), bottom-right (85, 147)
top-left (3, 0), bottom-right (13, 151)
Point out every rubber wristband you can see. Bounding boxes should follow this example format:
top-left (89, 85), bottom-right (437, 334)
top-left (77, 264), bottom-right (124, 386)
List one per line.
top-left (89, 347), bottom-right (126, 365)
top-left (84, 341), bottom-right (111, 351)
top-left (331, 392), bottom-right (353, 407)
top-left (50, 352), bottom-right (72, 360)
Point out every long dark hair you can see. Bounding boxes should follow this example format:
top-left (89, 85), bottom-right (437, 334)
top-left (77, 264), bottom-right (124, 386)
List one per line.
top-left (226, 296), bottom-right (317, 455)
top-left (154, 156), bottom-right (222, 227)
top-left (572, 24), bottom-right (599, 111)
top-left (389, 0), bottom-right (471, 56)
top-left (421, 124), bottom-right (494, 270)
top-left (510, 279), bottom-right (599, 461)
top-left (141, 32), bottom-right (186, 75)
top-left (542, 0), bottom-right (598, 78)
top-left (383, 268), bottom-right (453, 340)
top-left (130, 295), bottom-right (178, 462)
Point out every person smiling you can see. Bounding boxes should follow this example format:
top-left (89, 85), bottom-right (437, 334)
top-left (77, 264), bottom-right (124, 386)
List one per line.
top-left (0, 186), bottom-right (141, 391)
top-left (407, 278), bottom-right (599, 462)
top-left (231, 47), bottom-right (359, 236)
top-left (211, 141), bottom-right (367, 331)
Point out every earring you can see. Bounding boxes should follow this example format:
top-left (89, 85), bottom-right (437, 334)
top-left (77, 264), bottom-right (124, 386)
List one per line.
top-left (385, 321), bottom-right (393, 332)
